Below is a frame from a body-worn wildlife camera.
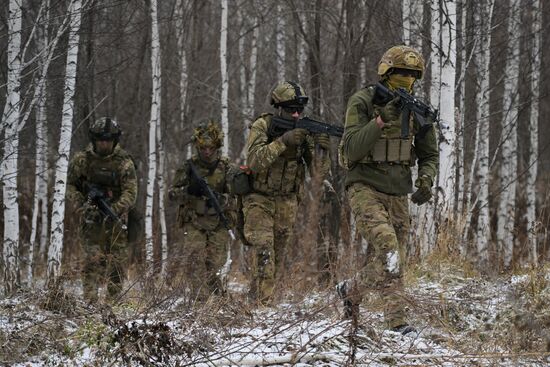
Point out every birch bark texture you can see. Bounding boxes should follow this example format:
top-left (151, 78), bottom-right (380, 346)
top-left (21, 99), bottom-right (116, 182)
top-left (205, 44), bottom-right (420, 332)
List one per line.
top-left (145, 0), bottom-right (162, 273)
top-left (48, 0), bottom-right (83, 282)
top-left (473, 0), bottom-right (495, 263)
top-left (220, 0), bottom-right (229, 155)
top-left (527, 0), bottom-right (541, 264)
top-left (2, 0), bottom-right (23, 294)
top-left (496, 0), bottom-right (521, 268)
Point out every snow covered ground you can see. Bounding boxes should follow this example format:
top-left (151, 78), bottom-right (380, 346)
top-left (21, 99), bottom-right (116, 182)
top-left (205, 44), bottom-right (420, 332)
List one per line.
top-left (2, 265), bottom-right (550, 366)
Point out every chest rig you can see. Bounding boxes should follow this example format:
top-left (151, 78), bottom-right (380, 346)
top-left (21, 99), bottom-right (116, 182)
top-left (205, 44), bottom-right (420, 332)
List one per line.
top-left (85, 151), bottom-right (124, 200)
top-left (187, 158), bottom-right (227, 216)
top-left (252, 114), bottom-right (306, 195)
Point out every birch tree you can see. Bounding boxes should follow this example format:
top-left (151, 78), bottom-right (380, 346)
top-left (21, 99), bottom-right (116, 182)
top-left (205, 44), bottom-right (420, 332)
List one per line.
top-left (437, 0), bottom-right (457, 216)
top-left (220, 0), bottom-right (229, 155)
top-left (2, 0), bottom-right (23, 294)
top-left (496, 0), bottom-right (521, 268)
top-left (175, 0), bottom-right (189, 158)
top-left (145, 0), bottom-right (162, 274)
top-left (158, 122), bottom-right (168, 277)
top-left (473, 0), bottom-right (494, 263)
top-left (48, 0), bottom-right (83, 282)
top-left (28, 0), bottom-right (52, 283)
top-left (526, 0), bottom-right (541, 264)
top-left (276, 3), bottom-right (286, 81)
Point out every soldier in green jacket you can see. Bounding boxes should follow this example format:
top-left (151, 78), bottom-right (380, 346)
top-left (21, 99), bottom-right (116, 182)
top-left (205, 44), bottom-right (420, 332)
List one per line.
top-left (168, 120), bottom-right (235, 299)
top-left (243, 81), bottom-right (331, 305)
top-left (67, 117), bottom-right (138, 303)
top-left (338, 46), bottom-right (439, 334)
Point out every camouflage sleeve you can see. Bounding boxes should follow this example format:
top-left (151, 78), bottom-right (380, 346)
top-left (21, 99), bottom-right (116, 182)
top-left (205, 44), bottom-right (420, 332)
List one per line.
top-left (304, 136), bottom-right (331, 177)
top-left (66, 152), bottom-right (87, 206)
top-left (246, 118), bottom-right (287, 172)
top-left (343, 90), bottom-right (383, 162)
top-left (414, 124), bottom-right (439, 184)
top-left (168, 163), bottom-right (190, 202)
top-left (112, 157), bottom-right (137, 215)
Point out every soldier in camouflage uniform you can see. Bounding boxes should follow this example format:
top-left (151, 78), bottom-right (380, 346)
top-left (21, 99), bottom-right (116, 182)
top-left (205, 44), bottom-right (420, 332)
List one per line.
top-left (338, 46), bottom-right (439, 334)
top-left (168, 120), bottom-right (235, 299)
top-left (243, 81), bottom-right (331, 304)
top-left (67, 117), bottom-right (137, 303)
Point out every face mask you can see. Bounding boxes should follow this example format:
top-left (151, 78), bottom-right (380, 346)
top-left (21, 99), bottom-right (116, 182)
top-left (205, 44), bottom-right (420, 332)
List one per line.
top-left (387, 74), bottom-right (416, 92)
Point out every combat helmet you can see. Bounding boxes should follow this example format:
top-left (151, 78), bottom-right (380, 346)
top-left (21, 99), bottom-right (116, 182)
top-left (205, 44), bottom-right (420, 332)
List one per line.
top-left (192, 120), bottom-right (224, 149)
top-left (377, 45), bottom-right (425, 79)
top-left (89, 117), bottom-right (121, 145)
top-left (270, 81), bottom-right (309, 107)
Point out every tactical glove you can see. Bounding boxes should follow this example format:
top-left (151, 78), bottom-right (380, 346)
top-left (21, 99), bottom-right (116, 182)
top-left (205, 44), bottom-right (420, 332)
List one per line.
top-left (411, 175), bottom-right (432, 205)
top-left (379, 97), bottom-right (401, 124)
top-left (80, 202), bottom-right (102, 224)
top-left (314, 133), bottom-right (330, 150)
top-left (280, 128), bottom-right (308, 147)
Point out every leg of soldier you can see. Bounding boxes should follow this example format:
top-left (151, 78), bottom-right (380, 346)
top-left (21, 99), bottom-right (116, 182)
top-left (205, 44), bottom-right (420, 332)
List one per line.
top-left (183, 223), bottom-right (209, 300)
top-left (273, 195), bottom-right (298, 283)
top-left (80, 223), bottom-right (106, 303)
top-left (106, 223), bottom-right (128, 302)
top-left (205, 227), bottom-right (229, 295)
top-left (348, 183), bottom-right (406, 329)
top-left (242, 193), bottom-right (276, 304)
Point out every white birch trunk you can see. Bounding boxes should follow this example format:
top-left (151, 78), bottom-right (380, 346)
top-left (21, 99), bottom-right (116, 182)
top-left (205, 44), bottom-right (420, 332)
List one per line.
top-left (402, 0), bottom-right (411, 45)
top-left (157, 121), bottom-right (168, 277)
top-left (527, 0), bottom-right (541, 265)
top-left (456, 0), bottom-right (468, 219)
top-left (220, 0), bottom-right (229, 155)
top-left (28, 0), bottom-right (52, 285)
top-left (496, 0), bottom-right (520, 268)
top-left (438, 0), bottom-right (457, 217)
top-left (145, 0), bottom-right (161, 274)
top-left (297, 13), bottom-right (307, 86)
top-left (47, 0), bottom-right (82, 282)
top-left (276, 3), bottom-right (286, 81)
top-left (175, 0), bottom-right (188, 139)
top-left (2, 0), bottom-right (23, 294)
top-left (474, 0), bottom-right (494, 262)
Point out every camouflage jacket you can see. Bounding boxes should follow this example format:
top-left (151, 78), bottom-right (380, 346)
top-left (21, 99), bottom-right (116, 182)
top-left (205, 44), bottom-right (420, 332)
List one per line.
top-left (342, 85), bottom-right (439, 195)
top-left (246, 113), bottom-right (331, 196)
top-left (67, 144), bottom-right (138, 215)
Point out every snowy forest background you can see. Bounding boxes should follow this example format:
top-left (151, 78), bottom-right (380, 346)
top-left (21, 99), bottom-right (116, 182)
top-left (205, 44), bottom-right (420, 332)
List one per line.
top-left (2, 0), bottom-right (550, 365)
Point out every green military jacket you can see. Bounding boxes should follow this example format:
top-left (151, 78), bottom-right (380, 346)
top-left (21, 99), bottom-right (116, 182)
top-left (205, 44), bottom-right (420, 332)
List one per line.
top-left (342, 85), bottom-right (439, 195)
top-left (67, 144), bottom-right (138, 215)
top-left (246, 113), bottom-right (330, 196)
top-left (169, 154), bottom-right (233, 230)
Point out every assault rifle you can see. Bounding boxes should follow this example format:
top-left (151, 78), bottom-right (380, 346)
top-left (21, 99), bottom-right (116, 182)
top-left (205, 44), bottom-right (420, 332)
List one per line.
top-left (269, 115), bottom-right (344, 139)
top-left (187, 160), bottom-right (236, 241)
top-left (373, 82), bottom-right (438, 139)
top-left (84, 182), bottom-right (127, 230)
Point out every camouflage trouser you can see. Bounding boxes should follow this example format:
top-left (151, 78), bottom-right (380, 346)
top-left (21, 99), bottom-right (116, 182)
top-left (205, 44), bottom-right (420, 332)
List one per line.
top-left (170, 222), bottom-right (229, 300)
top-left (80, 220), bottom-right (128, 303)
top-left (347, 182), bottom-right (410, 328)
top-left (242, 192), bottom-right (298, 303)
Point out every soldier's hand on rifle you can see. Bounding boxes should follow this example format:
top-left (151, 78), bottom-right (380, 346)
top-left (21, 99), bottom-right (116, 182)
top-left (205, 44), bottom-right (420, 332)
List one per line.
top-left (314, 133), bottom-right (330, 150)
top-left (280, 128), bottom-right (308, 147)
top-left (411, 175), bottom-right (432, 205)
top-left (80, 202), bottom-right (102, 224)
top-left (379, 97), bottom-right (401, 125)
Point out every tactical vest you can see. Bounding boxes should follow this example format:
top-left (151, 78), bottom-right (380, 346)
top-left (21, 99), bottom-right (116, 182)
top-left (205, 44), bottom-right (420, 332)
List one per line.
top-left (186, 157), bottom-right (228, 216)
top-left (339, 85), bottom-right (416, 169)
top-left (251, 114), bottom-right (306, 195)
top-left (85, 149), bottom-right (129, 201)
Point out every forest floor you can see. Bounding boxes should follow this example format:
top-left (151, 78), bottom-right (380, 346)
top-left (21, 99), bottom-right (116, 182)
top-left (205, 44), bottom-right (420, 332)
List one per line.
top-left (2, 261), bottom-right (550, 366)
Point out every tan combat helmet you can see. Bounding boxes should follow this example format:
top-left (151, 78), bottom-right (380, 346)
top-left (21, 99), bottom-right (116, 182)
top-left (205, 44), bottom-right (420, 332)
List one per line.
top-left (89, 117), bottom-right (122, 145)
top-left (377, 45), bottom-right (425, 79)
top-left (270, 81), bottom-right (309, 107)
top-left (192, 120), bottom-right (224, 149)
